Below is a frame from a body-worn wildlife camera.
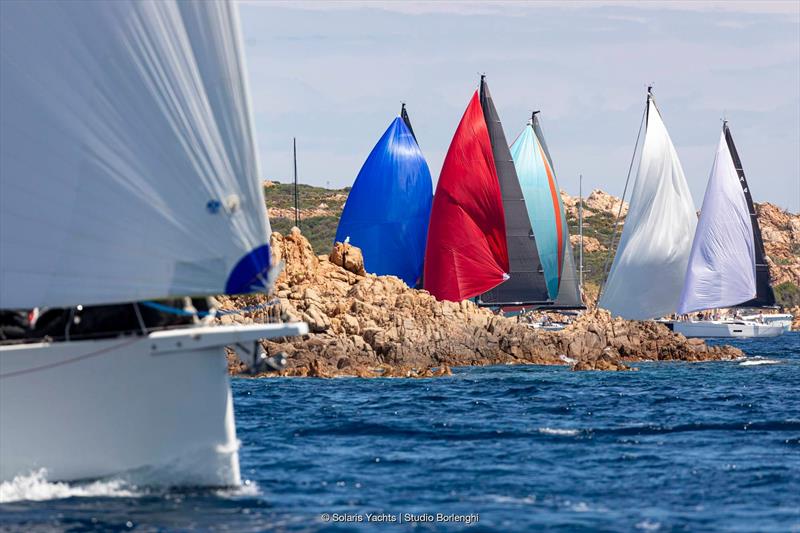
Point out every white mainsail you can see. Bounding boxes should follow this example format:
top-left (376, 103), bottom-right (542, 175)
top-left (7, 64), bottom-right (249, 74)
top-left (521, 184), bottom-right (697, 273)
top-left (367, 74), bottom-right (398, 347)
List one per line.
top-left (599, 95), bottom-right (697, 319)
top-left (0, 0), bottom-right (270, 309)
top-left (677, 130), bottom-right (756, 314)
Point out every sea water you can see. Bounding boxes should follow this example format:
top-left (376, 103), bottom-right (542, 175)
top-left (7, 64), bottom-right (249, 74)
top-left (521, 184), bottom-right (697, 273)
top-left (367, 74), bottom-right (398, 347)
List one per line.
top-left (1, 333), bottom-right (798, 532)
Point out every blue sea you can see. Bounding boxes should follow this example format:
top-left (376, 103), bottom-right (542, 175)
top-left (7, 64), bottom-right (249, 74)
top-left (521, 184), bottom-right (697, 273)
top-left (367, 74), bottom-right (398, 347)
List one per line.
top-left (2, 333), bottom-right (798, 532)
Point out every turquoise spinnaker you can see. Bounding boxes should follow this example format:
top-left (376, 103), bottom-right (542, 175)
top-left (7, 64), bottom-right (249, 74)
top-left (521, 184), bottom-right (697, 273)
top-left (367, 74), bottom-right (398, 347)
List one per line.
top-left (509, 120), bottom-right (569, 300)
top-left (335, 110), bottom-right (433, 287)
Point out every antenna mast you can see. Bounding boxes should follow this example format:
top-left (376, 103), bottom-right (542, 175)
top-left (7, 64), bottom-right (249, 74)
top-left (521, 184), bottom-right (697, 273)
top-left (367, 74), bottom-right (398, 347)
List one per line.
top-left (579, 173), bottom-right (584, 294)
top-left (293, 137), bottom-right (300, 228)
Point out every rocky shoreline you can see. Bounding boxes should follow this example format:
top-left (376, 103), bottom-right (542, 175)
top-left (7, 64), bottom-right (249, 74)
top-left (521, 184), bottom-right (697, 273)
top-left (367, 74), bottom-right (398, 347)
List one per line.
top-left (222, 229), bottom-right (744, 377)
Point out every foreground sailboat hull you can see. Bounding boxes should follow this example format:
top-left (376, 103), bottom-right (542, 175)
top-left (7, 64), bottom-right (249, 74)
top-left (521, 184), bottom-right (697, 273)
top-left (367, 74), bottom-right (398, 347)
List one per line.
top-left (0, 323), bottom-right (307, 486)
top-left (741, 314), bottom-right (794, 332)
top-left (671, 320), bottom-right (784, 339)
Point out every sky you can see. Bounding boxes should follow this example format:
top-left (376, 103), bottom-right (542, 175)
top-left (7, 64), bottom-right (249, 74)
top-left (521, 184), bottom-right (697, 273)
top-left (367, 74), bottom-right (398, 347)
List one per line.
top-left (239, 0), bottom-right (800, 212)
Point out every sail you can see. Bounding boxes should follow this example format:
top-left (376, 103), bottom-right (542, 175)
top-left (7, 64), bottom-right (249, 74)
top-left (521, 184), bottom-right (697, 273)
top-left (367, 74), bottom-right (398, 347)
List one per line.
top-left (0, 0), bottom-right (271, 309)
top-left (508, 122), bottom-right (567, 300)
top-left (534, 114), bottom-right (584, 309)
top-left (335, 114), bottom-right (433, 287)
top-left (478, 79), bottom-right (549, 305)
top-left (423, 91), bottom-right (509, 301)
top-left (553, 240), bottom-right (584, 308)
top-left (599, 95), bottom-right (697, 319)
top-left (400, 103), bottom-right (417, 144)
top-left (725, 124), bottom-right (776, 307)
top-left (677, 131), bottom-right (756, 313)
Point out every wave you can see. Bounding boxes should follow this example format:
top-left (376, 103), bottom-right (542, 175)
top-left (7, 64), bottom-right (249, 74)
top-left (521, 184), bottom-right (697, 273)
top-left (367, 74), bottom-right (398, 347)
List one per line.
top-left (592, 420), bottom-right (800, 436)
top-left (215, 479), bottom-right (261, 499)
top-left (538, 427), bottom-right (580, 436)
top-left (739, 358), bottom-right (781, 366)
top-left (0, 469), bottom-right (138, 503)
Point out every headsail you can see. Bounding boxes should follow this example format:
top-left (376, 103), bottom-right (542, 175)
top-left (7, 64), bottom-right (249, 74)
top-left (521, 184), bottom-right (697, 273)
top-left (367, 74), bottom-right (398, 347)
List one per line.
top-left (0, 0), bottom-right (271, 309)
top-left (335, 109), bottom-right (433, 287)
top-left (552, 237), bottom-right (584, 309)
top-left (477, 79), bottom-right (549, 305)
top-left (423, 88), bottom-right (509, 301)
top-left (508, 115), bottom-right (568, 301)
top-left (677, 129), bottom-right (757, 314)
top-left (599, 92), bottom-right (697, 319)
top-left (531, 113), bottom-right (585, 309)
top-left (725, 123), bottom-right (776, 307)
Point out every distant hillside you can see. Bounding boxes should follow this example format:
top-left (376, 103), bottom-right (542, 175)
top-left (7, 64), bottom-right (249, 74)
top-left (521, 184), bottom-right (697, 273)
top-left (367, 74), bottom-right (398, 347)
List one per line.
top-left (265, 181), bottom-right (800, 308)
top-left (264, 180), bottom-right (347, 254)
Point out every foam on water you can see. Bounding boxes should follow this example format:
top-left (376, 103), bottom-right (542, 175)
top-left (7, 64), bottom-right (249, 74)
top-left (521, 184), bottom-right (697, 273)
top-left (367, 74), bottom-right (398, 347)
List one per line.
top-left (538, 427), bottom-right (580, 436)
top-left (215, 479), bottom-right (261, 499)
top-left (0, 469), bottom-right (137, 503)
top-left (739, 358), bottom-right (782, 366)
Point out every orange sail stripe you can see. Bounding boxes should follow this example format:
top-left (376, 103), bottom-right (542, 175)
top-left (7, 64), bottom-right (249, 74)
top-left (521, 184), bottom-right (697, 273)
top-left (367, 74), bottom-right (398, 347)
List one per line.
top-left (537, 142), bottom-right (563, 284)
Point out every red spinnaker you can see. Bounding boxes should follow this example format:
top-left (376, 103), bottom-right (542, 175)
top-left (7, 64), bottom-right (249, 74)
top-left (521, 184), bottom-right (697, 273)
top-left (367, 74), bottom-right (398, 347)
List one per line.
top-left (423, 91), bottom-right (509, 301)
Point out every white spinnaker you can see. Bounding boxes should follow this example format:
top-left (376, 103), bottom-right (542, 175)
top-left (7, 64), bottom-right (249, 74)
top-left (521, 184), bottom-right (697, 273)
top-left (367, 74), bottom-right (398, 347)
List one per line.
top-left (677, 132), bottom-right (756, 314)
top-left (599, 98), bottom-right (697, 319)
top-left (0, 0), bottom-right (270, 309)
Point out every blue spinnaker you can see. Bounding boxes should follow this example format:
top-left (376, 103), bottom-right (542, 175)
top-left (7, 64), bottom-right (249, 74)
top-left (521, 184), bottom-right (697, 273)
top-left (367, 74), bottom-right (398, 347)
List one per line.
top-left (335, 116), bottom-right (433, 287)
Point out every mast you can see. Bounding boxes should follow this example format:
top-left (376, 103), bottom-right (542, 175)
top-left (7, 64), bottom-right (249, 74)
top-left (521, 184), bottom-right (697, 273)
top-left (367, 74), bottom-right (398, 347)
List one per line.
top-left (400, 102), bottom-right (417, 143)
top-left (600, 88), bottom-right (649, 293)
top-left (724, 121), bottom-right (776, 308)
top-left (293, 137), bottom-right (299, 228)
top-left (579, 173), bottom-right (584, 293)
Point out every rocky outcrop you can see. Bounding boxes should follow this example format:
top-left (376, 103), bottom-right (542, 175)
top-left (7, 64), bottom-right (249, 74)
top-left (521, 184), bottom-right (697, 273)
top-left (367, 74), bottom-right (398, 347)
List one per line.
top-left (569, 234), bottom-right (605, 253)
top-left (757, 202), bottom-right (800, 287)
top-left (560, 189), bottom-right (628, 219)
top-left (268, 206), bottom-right (337, 219)
top-left (221, 229), bottom-right (743, 377)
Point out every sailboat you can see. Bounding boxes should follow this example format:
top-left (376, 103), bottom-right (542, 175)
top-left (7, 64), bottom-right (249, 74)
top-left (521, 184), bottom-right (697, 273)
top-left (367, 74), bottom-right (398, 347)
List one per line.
top-left (599, 88), bottom-right (698, 320)
top-left (335, 104), bottom-right (433, 287)
top-left (424, 76), bottom-right (510, 301)
top-left (0, 1), bottom-right (307, 486)
top-left (672, 122), bottom-right (788, 338)
top-left (507, 112), bottom-right (584, 312)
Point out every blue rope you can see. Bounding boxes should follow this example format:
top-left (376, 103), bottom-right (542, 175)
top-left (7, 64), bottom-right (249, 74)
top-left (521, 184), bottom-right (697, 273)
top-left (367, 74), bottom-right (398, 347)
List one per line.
top-left (140, 299), bottom-right (279, 318)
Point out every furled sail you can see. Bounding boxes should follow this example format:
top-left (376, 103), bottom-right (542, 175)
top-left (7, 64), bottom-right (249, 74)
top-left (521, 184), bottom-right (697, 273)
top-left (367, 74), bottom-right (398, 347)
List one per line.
top-left (725, 123), bottom-right (776, 308)
top-left (677, 129), bottom-right (756, 313)
top-left (508, 116), bottom-right (568, 301)
top-left (335, 109), bottom-right (433, 287)
top-left (423, 87), bottom-right (509, 301)
top-left (0, 0), bottom-right (271, 309)
top-left (599, 92), bottom-right (697, 319)
top-left (477, 79), bottom-right (549, 305)
top-left (552, 237), bottom-right (584, 309)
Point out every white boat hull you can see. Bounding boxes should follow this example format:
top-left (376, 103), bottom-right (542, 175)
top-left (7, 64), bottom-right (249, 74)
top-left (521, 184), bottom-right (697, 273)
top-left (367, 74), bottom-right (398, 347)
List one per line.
top-left (0, 323), bottom-right (307, 486)
top-left (741, 313), bottom-right (794, 332)
top-left (672, 320), bottom-right (784, 339)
